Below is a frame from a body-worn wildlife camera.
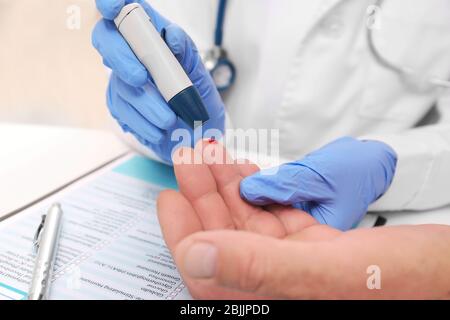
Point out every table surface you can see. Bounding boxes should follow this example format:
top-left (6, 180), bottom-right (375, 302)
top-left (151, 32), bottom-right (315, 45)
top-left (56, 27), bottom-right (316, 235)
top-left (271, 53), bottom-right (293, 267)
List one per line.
top-left (0, 124), bottom-right (128, 219)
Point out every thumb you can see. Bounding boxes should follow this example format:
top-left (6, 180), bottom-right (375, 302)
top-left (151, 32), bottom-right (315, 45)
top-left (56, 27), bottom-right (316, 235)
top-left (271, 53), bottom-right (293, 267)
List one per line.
top-left (175, 230), bottom-right (328, 299)
top-left (240, 163), bottom-right (332, 206)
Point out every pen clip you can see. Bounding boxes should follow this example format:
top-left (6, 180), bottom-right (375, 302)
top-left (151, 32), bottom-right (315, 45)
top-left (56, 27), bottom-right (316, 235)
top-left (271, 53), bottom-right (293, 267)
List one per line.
top-left (33, 215), bottom-right (46, 254)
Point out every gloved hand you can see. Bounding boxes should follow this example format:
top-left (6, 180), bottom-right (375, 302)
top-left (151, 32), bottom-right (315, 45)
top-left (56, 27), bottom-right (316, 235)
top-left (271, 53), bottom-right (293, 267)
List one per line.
top-left (240, 137), bottom-right (398, 231)
top-left (92, 0), bottom-right (225, 163)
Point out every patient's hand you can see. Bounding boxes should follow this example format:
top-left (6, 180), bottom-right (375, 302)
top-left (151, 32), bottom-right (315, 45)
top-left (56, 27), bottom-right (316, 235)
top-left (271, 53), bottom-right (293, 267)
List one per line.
top-left (157, 141), bottom-right (450, 299)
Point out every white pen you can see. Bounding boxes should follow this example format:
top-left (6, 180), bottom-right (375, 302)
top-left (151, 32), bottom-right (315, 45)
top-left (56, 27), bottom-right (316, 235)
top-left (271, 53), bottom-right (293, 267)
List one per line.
top-left (114, 3), bottom-right (209, 129)
top-left (28, 203), bottom-right (63, 300)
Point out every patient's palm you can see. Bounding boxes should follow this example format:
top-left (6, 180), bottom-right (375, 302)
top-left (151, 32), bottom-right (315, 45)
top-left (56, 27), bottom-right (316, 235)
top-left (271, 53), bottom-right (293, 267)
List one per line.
top-left (157, 143), bottom-right (341, 299)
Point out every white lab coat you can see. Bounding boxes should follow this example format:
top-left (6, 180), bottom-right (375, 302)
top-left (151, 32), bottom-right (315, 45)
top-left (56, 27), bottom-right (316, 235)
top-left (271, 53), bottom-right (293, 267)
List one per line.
top-left (119, 0), bottom-right (450, 212)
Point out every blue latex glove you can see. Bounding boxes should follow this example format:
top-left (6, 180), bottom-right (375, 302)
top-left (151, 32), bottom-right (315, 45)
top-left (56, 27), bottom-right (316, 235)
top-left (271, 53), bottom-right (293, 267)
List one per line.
top-left (92, 0), bottom-right (225, 163)
top-left (240, 137), bottom-right (398, 231)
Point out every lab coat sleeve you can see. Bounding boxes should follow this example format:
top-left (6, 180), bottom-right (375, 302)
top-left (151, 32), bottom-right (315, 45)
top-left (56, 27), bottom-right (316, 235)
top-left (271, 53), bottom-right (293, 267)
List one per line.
top-left (367, 97), bottom-right (450, 212)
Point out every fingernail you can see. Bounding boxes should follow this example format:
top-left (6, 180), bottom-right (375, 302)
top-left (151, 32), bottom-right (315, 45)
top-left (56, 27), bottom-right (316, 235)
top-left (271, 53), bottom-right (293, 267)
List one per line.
top-left (183, 242), bottom-right (217, 279)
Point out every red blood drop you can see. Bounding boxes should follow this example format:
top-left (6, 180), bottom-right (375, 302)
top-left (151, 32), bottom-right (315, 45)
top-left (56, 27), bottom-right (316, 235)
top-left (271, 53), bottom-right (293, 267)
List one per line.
top-left (208, 138), bottom-right (217, 144)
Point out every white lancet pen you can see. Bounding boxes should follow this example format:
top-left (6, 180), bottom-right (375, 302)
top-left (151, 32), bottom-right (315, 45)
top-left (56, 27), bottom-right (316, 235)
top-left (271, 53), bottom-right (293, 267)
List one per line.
top-left (115, 3), bottom-right (210, 129)
top-left (28, 203), bottom-right (64, 300)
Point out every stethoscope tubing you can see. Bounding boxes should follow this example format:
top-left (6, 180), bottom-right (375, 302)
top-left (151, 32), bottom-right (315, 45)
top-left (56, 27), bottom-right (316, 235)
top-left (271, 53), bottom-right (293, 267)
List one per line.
top-left (215, 0), bottom-right (228, 47)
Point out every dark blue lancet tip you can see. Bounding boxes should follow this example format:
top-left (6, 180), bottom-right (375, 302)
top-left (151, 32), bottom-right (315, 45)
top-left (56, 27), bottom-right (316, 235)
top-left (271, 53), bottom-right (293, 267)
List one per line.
top-left (168, 86), bottom-right (210, 129)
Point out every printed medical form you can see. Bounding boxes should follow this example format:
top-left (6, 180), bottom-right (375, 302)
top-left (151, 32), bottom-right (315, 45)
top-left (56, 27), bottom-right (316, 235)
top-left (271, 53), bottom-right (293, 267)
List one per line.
top-left (0, 154), bottom-right (192, 300)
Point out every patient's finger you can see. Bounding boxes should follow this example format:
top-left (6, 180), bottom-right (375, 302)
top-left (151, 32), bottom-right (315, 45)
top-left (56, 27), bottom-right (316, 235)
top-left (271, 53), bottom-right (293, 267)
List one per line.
top-left (172, 147), bottom-right (235, 230)
top-left (236, 159), bottom-right (260, 177)
top-left (264, 205), bottom-right (319, 235)
top-left (157, 190), bottom-right (202, 253)
top-left (286, 225), bottom-right (343, 242)
top-left (197, 141), bottom-right (286, 237)
top-left (236, 159), bottom-right (323, 236)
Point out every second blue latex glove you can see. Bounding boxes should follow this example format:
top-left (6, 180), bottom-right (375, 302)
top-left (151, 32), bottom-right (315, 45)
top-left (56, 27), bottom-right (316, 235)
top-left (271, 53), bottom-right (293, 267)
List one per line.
top-left (92, 0), bottom-right (225, 163)
top-left (240, 137), bottom-right (398, 231)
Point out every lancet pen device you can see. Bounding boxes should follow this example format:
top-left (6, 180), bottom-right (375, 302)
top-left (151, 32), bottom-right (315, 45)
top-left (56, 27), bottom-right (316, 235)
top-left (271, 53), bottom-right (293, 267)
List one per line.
top-left (115, 3), bottom-right (209, 129)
